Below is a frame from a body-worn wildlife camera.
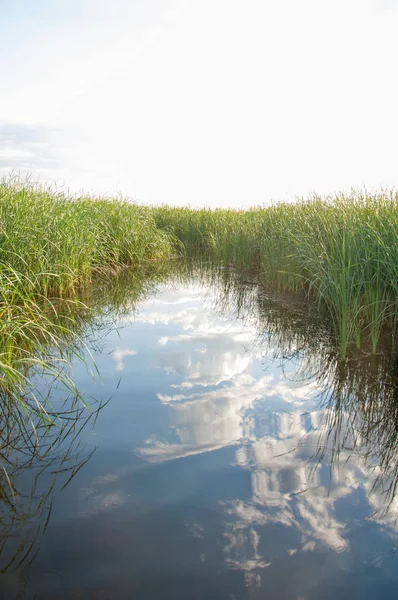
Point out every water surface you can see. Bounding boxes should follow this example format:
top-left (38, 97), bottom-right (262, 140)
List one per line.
top-left (1, 263), bottom-right (398, 599)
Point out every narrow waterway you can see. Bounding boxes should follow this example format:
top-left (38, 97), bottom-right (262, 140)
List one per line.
top-left (1, 262), bottom-right (398, 599)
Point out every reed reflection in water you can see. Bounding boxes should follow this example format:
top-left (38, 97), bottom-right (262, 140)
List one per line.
top-left (1, 259), bottom-right (398, 599)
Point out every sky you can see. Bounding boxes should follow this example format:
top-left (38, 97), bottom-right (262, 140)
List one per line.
top-left (0, 0), bottom-right (397, 207)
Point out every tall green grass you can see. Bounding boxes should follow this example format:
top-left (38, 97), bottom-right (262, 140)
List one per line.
top-left (152, 190), bottom-right (398, 356)
top-left (0, 180), bottom-right (175, 419)
top-left (0, 180), bottom-right (174, 295)
top-left (2, 178), bottom-right (398, 417)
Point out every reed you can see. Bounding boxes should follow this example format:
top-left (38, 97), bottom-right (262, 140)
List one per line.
top-left (151, 190), bottom-right (398, 356)
top-left (2, 177), bottom-right (398, 421)
top-left (0, 179), bottom-right (175, 420)
top-left (0, 180), bottom-right (174, 294)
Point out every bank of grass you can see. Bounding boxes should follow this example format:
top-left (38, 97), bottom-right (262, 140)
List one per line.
top-left (152, 190), bottom-right (398, 357)
top-left (0, 180), bottom-right (175, 418)
top-left (2, 180), bottom-right (398, 416)
top-left (0, 181), bottom-right (174, 294)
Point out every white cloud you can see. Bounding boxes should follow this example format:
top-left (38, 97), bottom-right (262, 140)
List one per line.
top-left (378, 0), bottom-right (398, 9)
top-left (2, 0), bottom-right (397, 205)
top-left (0, 1), bottom-right (185, 125)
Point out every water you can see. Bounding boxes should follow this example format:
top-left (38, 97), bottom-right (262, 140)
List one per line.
top-left (1, 262), bottom-right (398, 599)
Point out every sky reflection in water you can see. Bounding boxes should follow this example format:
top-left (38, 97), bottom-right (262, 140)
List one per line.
top-left (2, 264), bottom-right (398, 599)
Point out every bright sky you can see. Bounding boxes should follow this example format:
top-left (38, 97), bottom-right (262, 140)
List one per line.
top-left (0, 0), bottom-right (397, 207)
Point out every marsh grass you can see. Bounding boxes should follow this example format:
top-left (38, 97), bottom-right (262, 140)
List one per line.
top-left (0, 180), bottom-right (174, 294)
top-left (0, 179), bottom-right (176, 423)
top-left (152, 190), bottom-right (398, 356)
top-left (191, 264), bottom-right (398, 516)
top-left (1, 178), bottom-right (398, 429)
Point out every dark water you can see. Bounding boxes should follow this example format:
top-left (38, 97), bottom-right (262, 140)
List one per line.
top-left (1, 263), bottom-right (398, 599)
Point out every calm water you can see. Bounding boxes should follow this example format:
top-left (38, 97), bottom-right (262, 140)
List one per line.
top-left (1, 263), bottom-right (398, 599)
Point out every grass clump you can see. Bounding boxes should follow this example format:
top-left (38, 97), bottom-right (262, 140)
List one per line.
top-left (1, 177), bottom-right (398, 409)
top-left (0, 180), bottom-right (174, 295)
top-left (151, 190), bottom-right (398, 356)
top-left (0, 179), bottom-right (176, 419)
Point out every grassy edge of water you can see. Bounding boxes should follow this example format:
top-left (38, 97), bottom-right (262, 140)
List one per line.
top-left (0, 179), bottom-right (179, 423)
top-left (151, 190), bottom-right (398, 357)
top-left (1, 179), bottom-right (398, 425)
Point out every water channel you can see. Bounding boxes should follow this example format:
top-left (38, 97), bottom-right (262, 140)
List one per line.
top-left (1, 261), bottom-right (398, 599)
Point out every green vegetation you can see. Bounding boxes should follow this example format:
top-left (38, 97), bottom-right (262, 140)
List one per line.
top-left (3, 178), bottom-right (398, 573)
top-left (0, 180), bottom-right (175, 420)
top-left (152, 190), bottom-right (398, 356)
top-left (0, 180), bottom-right (173, 295)
top-left (1, 179), bottom-right (398, 425)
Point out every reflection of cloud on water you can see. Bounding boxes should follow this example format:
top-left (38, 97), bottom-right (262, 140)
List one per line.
top-left (131, 283), bottom-right (398, 583)
top-left (224, 526), bottom-right (272, 572)
top-left (137, 439), bottom-right (238, 463)
top-left (362, 479), bottom-right (398, 528)
top-left (79, 469), bottom-right (129, 516)
top-left (227, 425), bottom-right (350, 556)
top-left (138, 374), bottom-right (273, 463)
top-left (138, 368), bottom-right (398, 573)
top-left (222, 423), bottom-right (398, 575)
top-left (136, 284), bottom-right (257, 338)
top-left (112, 347), bottom-right (137, 371)
top-left (138, 373), bottom-right (318, 465)
top-left (159, 331), bottom-right (252, 388)
top-left (134, 286), bottom-right (210, 330)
